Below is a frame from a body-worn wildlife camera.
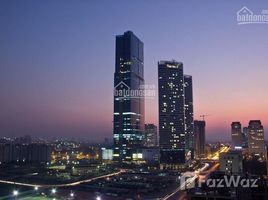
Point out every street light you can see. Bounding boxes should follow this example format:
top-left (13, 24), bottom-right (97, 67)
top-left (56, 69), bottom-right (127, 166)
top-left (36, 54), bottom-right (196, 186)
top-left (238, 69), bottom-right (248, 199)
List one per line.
top-left (70, 191), bottom-right (74, 197)
top-left (96, 196), bottom-right (101, 200)
top-left (13, 190), bottom-right (18, 196)
top-left (51, 188), bottom-right (56, 194)
top-left (34, 186), bottom-right (39, 191)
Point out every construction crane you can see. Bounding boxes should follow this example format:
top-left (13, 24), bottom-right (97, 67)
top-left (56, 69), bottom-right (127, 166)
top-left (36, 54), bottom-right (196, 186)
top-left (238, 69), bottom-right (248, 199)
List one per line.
top-left (200, 114), bottom-right (211, 121)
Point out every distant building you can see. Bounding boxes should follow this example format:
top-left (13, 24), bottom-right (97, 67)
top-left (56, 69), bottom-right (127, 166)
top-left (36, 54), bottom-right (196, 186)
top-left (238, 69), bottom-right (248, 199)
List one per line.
top-left (113, 31), bottom-right (145, 162)
top-left (15, 135), bottom-right (32, 144)
top-left (130, 147), bottom-right (160, 165)
top-left (231, 122), bottom-right (243, 148)
top-left (145, 124), bottom-right (158, 147)
top-left (72, 164), bottom-right (100, 176)
top-left (0, 143), bottom-right (51, 164)
top-left (103, 138), bottom-right (113, 147)
top-left (101, 148), bottom-right (113, 161)
top-left (219, 150), bottom-right (243, 175)
top-left (184, 75), bottom-right (194, 152)
top-left (242, 127), bottom-right (249, 147)
top-left (158, 60), bottom-right (186, 167)
top-left (194, 120), bottom-right (206, 158)
top-left (248, 120), bottom-right (266, 158)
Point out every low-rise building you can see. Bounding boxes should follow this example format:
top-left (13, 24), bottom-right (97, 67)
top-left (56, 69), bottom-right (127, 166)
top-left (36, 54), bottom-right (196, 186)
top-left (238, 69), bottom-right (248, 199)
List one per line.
top-left (219, 151), bottom-right (243, 175)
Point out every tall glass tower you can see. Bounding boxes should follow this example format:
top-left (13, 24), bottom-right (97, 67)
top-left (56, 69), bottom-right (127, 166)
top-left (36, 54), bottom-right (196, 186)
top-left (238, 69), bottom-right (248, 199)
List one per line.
top-left (158, 60), bottom-right (185, 166)
top-left (113, 31), bottom-right (145, 162)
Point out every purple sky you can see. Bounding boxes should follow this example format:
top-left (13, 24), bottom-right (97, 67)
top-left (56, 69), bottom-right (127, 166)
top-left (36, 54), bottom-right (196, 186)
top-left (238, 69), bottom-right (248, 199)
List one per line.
top-left (0, 0), bottom-right (268, 141)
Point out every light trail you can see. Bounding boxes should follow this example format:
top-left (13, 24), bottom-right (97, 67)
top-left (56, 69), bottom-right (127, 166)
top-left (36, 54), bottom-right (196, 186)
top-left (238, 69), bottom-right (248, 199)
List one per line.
top-left (161, 163), bottom-right (209, 200)
top-left (0, 170), bottom-right (124, 188)
top-left (206, 146), bottom-right (230, 160)
top-left (161, 175), bottom-right (198, 200)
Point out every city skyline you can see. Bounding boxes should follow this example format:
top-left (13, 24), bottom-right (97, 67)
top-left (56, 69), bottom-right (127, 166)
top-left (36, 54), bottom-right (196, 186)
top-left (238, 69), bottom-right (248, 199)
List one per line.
top-left (0, 2), bottom-right (268, 200)
top-left (1, 1), bottom-right (268, 141)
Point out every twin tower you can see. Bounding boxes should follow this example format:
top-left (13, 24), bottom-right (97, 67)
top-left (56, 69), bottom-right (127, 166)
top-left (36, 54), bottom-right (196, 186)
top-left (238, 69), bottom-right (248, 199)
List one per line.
top-left (113, 31), bottom-right (194, 167)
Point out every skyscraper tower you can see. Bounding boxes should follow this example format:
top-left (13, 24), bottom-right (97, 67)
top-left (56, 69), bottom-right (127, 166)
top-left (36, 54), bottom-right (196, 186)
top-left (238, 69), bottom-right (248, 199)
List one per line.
top-left (184, 75), bottom-right (194, 151)
top-left (158, 60), bottom-right (186, 166)
top-left (194, 120), bottom-right (206, 158)
top-left (231, 122), bottom-right (242, 148)
top-left (113, 31), bottom-right (145, 162)
top-left (248, 120), bottom-right (265, 157)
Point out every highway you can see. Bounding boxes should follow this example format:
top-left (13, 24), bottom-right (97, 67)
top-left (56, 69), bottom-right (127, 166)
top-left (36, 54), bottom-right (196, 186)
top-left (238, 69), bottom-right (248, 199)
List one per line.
top-left (161, 163), bottom-right (209, 200)
top-left (161, 146), bottom-right (229, 200)
top-left (206, 146), bottom-right (230, 160)
top-left (0, 170), bottom-right (124, 188)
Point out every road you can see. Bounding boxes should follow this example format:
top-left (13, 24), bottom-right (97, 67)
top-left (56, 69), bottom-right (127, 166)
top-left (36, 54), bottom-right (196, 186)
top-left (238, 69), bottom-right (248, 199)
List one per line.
top-left (0, 170), bottom-right (124, 188)
top-left (206, 146), bottom-right (230, 160)
top-left (161, 146), bottom-right (229, 200)
top-left (161, 163), bottom-right (209, 200)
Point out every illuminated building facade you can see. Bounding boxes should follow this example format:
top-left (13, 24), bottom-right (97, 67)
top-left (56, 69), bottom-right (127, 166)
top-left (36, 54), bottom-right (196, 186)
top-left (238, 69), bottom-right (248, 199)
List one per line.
top-left (248, 120), bottom-right (265, 157)
top-left (113, 31), bottom-right (145, 162)
top-left (231, 122), bottom-right (243, 148)
top-left (158, 60), bottom-right (185, 166)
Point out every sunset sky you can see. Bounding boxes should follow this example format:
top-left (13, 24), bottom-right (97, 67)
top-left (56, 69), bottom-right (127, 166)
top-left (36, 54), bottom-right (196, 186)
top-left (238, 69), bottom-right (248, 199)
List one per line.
top-left (0, 0), bottom-right (267, 141)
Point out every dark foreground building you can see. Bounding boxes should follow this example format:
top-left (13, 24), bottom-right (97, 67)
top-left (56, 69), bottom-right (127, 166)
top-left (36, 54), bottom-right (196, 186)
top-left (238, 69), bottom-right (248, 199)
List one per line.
top-left (194, 120), bottom-right (206, 158)
top-left (187, 174), bottom-right (268, 200)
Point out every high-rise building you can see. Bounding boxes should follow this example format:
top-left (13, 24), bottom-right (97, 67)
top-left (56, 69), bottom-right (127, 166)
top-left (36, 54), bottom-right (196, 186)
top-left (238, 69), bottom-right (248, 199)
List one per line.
top-left (184, 75), bottom-right (194, 151)
top-left (231, 122), bottom-right (243, 148)
top-left (145, 124), bottom-right (158, 147)
top-left (113, 31), bottom-right (145, 162)
top-left (158, 60), bottom-right (186, 166)
top-left (248, 120), bottom-right (265, 157)
top-left (194, 120), bottom-right (206, 158)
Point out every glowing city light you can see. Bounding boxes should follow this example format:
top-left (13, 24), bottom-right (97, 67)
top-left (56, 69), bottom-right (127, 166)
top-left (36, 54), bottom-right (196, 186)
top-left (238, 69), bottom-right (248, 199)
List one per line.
top-left (13, 190), bottom-right (19, 196)
top-left (70, 191), bottom-right (74, 197)
top-left (51, 188), bottom-right (56, 194)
